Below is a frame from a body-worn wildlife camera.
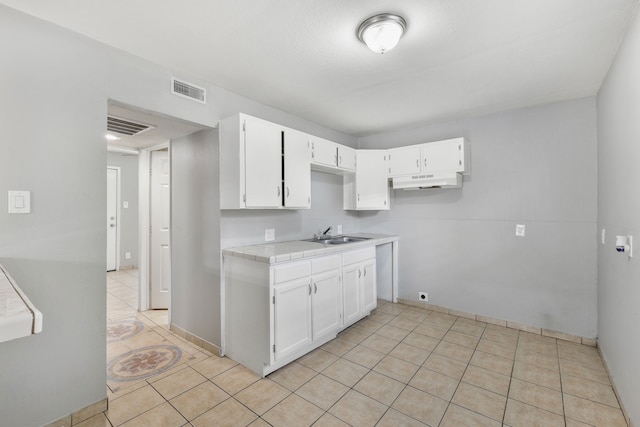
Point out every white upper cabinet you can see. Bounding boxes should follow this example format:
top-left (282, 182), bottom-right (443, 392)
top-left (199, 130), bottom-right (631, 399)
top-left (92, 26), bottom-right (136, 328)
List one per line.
top-left (311, 137), bottom-right (356, 174)
top-left (337, 145), bottom-right (356, 171)
top-left (388, 137), bottom-right (469, 178)
top-left (219, 113), bottom-right (310, 209)
top-left (283, 128), bottom-right (311, 208)
top-left (388, 145), bottom-right (421, 176)
top-left (344, 150), bottom-right (389, 210)
top-left (244, 115), bottom-right (283, 208)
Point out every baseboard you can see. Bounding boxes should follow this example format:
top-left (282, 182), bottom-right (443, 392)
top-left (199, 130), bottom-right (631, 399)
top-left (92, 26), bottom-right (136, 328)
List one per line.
top-left (597, 347), bottom-right (634, 427)
top-left (44, 398), bottom-right (108, 427)
top-left (396, 298), bottom-right (597, 346)
top-left (170, 323), bottom-right (222, 357)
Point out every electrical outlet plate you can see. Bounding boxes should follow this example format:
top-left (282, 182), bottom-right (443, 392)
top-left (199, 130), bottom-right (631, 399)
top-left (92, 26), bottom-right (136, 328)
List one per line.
top-left (516, 224), bottom-right (525, 237)
top-left (419, 292), bottom-right (428, 302)
top-left (265, 228), bottom-right (275, 242)
top-left (337, 224), bottom-right (343, 234)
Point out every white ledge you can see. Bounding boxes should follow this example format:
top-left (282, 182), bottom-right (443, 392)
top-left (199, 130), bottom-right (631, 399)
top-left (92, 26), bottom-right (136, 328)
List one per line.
top-left (0, 264), bottom-right (43, 343)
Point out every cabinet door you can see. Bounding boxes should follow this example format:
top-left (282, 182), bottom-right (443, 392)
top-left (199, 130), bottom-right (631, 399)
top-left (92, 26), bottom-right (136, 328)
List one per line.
top-left (244, 116), bottom-right (283, 207)
top-left (361, 259), bottom-right (377, 314)
top-left (342, 263), bottom-right (362, 325)
top-left (283, 128), bottom-right (311, 208)
top-left (337, 145), bottom-right (356, 172)
top-left (311, 269), bottom-right (341, 339)
top-left (353, 150), bottom-right (389, 210)
top-left (311, 138), bottom-right (337, 167)
top-left (388, 145), bottom-right (421, 177)
top-left (422, 140), bottom-right (463, 174)
top-left (273, 278), bottom-right (312, 361)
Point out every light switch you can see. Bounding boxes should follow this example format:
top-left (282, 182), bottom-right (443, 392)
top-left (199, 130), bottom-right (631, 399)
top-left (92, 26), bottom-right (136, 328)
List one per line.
top-left (8, 191), bottom-right (31, 214)
top-left (123, 201), bottom-right (129, 209)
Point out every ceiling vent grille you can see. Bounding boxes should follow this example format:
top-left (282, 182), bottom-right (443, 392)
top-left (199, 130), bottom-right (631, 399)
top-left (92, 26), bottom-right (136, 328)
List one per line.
top-left (171, 77), bottom-right (206, 104)
top-left (107, 115), bottom-right (154, 136)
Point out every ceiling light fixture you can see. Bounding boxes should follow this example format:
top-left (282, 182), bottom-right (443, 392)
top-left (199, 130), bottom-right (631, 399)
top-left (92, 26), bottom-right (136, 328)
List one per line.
top-left (357, 13), bottom-right (407, 54)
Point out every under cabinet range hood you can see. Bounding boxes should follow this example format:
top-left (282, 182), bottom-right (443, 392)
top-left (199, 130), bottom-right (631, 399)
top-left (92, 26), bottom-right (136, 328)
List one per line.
top-left (392, 172), bottom-right (462, 190)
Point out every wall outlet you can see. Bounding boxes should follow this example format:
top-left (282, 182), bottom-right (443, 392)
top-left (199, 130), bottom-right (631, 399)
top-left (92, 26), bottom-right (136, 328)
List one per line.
top-left (125, 252), bottom-right (131, 260)
top-left (265, 228), bottom-right (275, 242)
top-left (337, 224), bottom-right (342, 234)
top-left (516, 224), bottom-right (526, 237)
top-left (123, 201), bottom-right (129, 209)
top-left (419, 292), bottom-right (428, 302)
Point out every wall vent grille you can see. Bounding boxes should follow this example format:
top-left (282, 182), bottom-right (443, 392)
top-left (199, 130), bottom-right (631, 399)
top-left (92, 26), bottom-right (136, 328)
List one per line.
top-left (107, 116), bottom-right (154, 136)
top-left (171, 77), bottom-right (206, 104)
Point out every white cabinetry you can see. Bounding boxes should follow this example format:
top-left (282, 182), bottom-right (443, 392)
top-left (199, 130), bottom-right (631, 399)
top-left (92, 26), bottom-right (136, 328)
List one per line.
top-left (344, 150), bottom-right (389, 210)
top-left (342, 247), bottom-right (377, 327)
top-left (388, 137), bottom-right (469, 177)
top-left (225, 253), bottom-right (350, 376)
top-left (219, 113), bottom-right (310, 209)
top-left (311, 138), bottom-right (356, 174)
top-left (273, 270), bottom-right (312, 361)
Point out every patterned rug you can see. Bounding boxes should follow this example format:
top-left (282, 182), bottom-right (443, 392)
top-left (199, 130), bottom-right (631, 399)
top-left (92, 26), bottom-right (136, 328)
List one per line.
top-left (107, 345), bottom-right (183, 382)
top-left (107, 319), bottom-right (145, 343)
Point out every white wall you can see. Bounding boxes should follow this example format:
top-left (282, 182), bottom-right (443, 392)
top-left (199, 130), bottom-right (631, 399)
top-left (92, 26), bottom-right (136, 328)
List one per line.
top-left (358, 98), bottom-right (598, 338)
top-left (597, 5), bottom-right (640, 423)
top-left (107, 152), bottom-right (139, 269)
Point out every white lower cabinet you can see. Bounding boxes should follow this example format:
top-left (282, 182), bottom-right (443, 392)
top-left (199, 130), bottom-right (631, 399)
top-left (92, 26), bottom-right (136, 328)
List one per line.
top-left (273, 276), bottom-right (313, 361)
top-left (224, 247), bottom-right (376, 377)
top-left (342, 247), bottom-right (377, 327)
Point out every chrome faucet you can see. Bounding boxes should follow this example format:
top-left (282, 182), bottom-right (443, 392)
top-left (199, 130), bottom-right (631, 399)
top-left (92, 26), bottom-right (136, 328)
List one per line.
top-left (314, 226), bottom-right (332, 239)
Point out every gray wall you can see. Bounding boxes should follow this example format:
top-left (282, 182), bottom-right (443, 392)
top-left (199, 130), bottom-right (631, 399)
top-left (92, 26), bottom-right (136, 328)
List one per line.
top-left (0, 6), bottom-right (217, 426)
top-left (597, 5), bottom-right (640, 422)
top-left (107, 151), bottom-right (139, 269)
top-left (358, 98), bottom-right (598, 338)
top-left (171, 129), bottom-right (221, 346)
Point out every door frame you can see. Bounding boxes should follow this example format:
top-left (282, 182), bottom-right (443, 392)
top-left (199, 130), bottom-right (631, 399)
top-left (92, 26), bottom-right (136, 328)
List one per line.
top-left (107, 166), bottom-right (121, 272)
top-left (138, 142), bottom-right (170, 313)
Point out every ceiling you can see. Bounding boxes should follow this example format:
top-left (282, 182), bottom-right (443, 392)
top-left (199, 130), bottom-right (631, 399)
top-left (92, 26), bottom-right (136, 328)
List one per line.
top-left (3, 0), bottom-right (638, 136)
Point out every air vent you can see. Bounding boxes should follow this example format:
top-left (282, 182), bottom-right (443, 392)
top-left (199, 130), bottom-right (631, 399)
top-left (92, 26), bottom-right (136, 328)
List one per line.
top-left (171, 77), bottom-right (206, 104)
top-left (107, 116), bottom-right (154, 136)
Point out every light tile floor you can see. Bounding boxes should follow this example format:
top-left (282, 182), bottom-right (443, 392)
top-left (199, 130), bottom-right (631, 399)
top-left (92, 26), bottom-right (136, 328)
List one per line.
top-left (82, 269), bottom-right (628, 427)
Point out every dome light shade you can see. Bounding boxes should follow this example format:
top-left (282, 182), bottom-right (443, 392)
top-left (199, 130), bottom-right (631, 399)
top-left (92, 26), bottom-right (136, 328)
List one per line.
top-left (357, 13), bottom-right (406, 54)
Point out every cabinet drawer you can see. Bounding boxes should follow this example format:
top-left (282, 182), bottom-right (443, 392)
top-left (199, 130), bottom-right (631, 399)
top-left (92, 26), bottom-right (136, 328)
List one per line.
top-left (342, 247), bottom-right (376, 266)
top-left (274, 260), bottom-right (311, 284)
top-left (311, 255), bottom-right (341, 275)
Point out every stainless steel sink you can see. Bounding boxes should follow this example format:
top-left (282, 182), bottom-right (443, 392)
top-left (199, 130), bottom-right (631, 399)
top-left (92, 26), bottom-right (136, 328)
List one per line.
top-left (304, 235), bottom-right (371, 245)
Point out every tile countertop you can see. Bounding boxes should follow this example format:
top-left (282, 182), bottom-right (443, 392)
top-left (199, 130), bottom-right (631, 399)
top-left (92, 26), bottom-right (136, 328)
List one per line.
top-left (222, 233), bottom-right (398, 264)
top-left (0, 264), bottom-right (43, 344)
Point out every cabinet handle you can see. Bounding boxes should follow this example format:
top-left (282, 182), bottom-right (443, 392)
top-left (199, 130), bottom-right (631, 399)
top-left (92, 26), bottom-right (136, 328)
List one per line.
top-left (277, 187), bottom-right (281, 197)
top-left (314, 283), bottom-right (318, 294)
top-left (339, 155), bottom-right (342, 165)
top-left (286, 186), bottom-right (290, 198)
top-left (308, 284), bottom-right (312, 295)
top-left (358, 269), bottom-right (361, 278)
top-left (363, 267), bottom-right (366, 276)
top-left (416, 159), bottom-right (419, 168)
top-left (424, 158), bottom-right (427, 167)
top-left (357, 193), bottom-right (360, 202)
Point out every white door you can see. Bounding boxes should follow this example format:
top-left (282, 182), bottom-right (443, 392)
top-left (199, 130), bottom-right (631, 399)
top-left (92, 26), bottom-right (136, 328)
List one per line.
top-left (106, 168), bottom-right (118, 272)
top-left (150, 150), bottom-right (170, 309)
top-left (244, 116), bottom-right (282, 208)
top-left (283, 128), bottom-right (310, 208)
top-left (311, 269), bottom-right (341, 339)
top-left (273, 278), bottom-right (312, 361)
